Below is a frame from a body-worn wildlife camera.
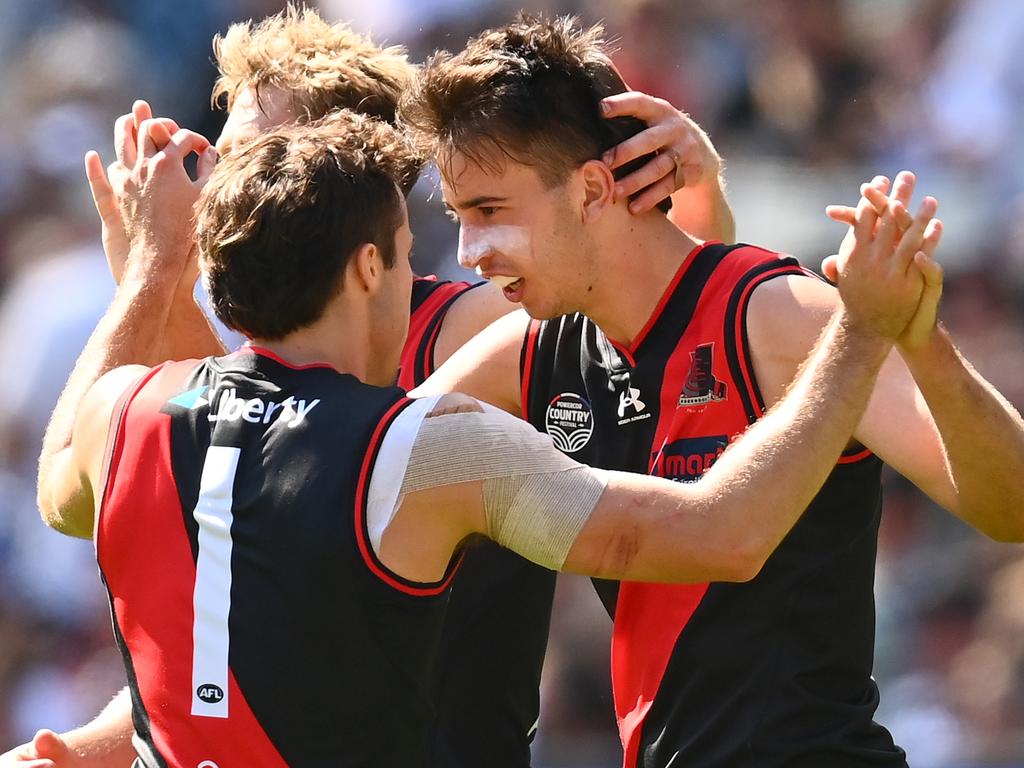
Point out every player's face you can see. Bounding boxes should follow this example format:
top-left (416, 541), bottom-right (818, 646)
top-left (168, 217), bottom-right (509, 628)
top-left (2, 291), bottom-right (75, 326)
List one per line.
top-left (370, 192), bottom-right (414, 385)
top-left (215, 86), bottom-right (296, 157)
top-left (441, 151), bottom-right (597, 320)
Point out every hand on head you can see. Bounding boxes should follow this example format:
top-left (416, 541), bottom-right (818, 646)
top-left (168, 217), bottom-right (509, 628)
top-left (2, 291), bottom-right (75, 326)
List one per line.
top-left (600, 91), bottom-right (721, 214)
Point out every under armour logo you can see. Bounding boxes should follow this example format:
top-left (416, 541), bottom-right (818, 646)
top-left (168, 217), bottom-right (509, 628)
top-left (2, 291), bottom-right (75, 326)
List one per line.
top-left (618, 387), bottom-right (646, 419)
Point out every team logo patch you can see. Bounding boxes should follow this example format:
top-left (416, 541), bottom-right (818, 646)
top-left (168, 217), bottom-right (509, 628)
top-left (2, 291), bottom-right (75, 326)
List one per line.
top-left (652, 435), bottom-right (729, 482)
top-left (545, 392), bottom-right (594, 453)
top-left (678, 343), bottom-right (727, 408)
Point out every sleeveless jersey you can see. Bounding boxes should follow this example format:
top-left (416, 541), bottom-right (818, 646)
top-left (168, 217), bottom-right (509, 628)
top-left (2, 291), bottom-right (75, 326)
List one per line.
top-left (96, 347), bottom-right (457, 768)
top-left (522, 242), bottom-right (908, 767)
top-left (398, 276), bottom-right (482, 389)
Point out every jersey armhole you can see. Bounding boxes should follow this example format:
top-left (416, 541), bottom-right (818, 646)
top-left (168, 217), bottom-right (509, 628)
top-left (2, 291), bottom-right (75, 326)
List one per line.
top-left (724, 264), bottom-right (876, 462)
top-left (355, 395), bottom-right (462, 596)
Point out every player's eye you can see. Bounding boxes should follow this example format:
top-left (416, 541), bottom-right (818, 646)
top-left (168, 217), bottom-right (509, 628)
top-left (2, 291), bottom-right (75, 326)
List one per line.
top-left (478, 206), bottom-right (499, 217)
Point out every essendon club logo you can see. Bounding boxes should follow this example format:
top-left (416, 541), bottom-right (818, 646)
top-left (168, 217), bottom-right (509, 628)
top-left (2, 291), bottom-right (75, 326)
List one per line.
top-left (678, 343), bottom-right (727, 408)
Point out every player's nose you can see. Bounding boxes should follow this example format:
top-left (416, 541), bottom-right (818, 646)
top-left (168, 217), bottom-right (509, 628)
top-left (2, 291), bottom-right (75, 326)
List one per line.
top-left (457, 225), bottom-right (491, 270)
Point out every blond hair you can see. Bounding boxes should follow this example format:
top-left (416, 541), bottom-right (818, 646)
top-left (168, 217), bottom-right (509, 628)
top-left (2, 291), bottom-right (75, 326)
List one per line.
top-left (212, 4), bottom-right (415, 125)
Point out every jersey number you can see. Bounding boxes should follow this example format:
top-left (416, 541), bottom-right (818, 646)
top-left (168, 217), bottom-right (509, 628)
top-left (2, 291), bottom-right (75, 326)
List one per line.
top-left (190, 446), bottom-right (241, 718)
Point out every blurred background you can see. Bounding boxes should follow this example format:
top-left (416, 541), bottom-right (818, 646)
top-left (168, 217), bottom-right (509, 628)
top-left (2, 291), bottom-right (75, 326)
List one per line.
top-left (0, 0), bottom-right (1023, 765)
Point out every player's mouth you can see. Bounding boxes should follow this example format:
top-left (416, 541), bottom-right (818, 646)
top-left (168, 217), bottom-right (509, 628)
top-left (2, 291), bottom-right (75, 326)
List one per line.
top-left (487, 274), bottom-right (524, 302)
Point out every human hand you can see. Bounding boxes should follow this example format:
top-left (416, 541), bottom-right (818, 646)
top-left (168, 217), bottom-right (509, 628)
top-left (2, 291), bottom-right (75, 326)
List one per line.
top-left (600, 91), bottom-right (721, 213)
top-left (0, 729), bottom-right (73, 768)
top-left (834, 180), bottom-right (940, 341)
top-left (116, 116), bottom-right (217, 287)
top-left (87, 100), bottom-right (183, 284)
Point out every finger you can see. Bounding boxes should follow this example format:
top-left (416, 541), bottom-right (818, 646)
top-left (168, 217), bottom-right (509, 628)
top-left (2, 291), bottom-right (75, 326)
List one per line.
top-left (114, 112), bottom-right (136, 166)
top-left (825, 204), bottom-right (857, 225)
top-left (600, 91), bottom-right (672, 122)
top-left (627, 175), bottom-right (676, 214)
top-left (137, 118), bottom-right (160, 160)
top-left (603, 122), bottom-right (678, 170)
top-left (892, 196), bottom-right (938, 273)
top-left (613, 150), bottom-right (676, 198)
top-left (890, 170), bottom-right (916, 209)
top-left (85, 150), bottom-right (117, 216)
top-left (920, 218), bottom-right (943, 259)
top-left (853, 188), bottom-right (880, 242)
top-left (31, 730), bottom-right (68, 760)
top-left (865, 174), bottom-right (891, 195)
top-left (161, 128), bottom-right (213, 163)
top-left (132, 100), bottom-right (153, 131)
top-left (820, 254), bottom-right (839, 282)
top-left (148, 120), bottom-right (173, 152)
top-left (196, 146), bottom-right (219, 187)
top-left (859, 184), bottom-right (890, 215)
top-left (874, 202), bottom-right (899, 257)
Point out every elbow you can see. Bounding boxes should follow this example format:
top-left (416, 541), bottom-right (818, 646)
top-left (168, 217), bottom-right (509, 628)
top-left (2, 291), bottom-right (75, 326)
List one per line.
top-left (709, 537), bottom-right (771, 583)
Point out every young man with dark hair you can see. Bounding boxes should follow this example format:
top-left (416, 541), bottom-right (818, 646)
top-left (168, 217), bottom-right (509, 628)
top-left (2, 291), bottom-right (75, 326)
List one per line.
top-left (87, 5), bottom-right (729, 391)
top-left (27, 104), bottom-right (930, 767)
top-left (401, 13), bottom-right (1024, 768)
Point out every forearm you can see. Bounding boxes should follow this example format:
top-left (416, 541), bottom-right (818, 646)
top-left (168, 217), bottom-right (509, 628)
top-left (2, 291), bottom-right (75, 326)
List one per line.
top-left (901, 326), bottom-right (1024, 540)
top-left (669, 173), bottom-right (735, 243)
top-left (41, 259), bottom-right (173, 460)
top-left (159, 277), bottom-right (227, 361)
top-left (62, 688), bottom-right (137, 768)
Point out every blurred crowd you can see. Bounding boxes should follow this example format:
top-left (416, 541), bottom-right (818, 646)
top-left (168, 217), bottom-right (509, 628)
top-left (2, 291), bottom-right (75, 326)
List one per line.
top-left (0, 0), bottom-right (1022, 766)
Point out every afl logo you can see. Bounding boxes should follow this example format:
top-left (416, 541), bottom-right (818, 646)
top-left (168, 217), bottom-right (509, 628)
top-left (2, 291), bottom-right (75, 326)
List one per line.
top-left (545, 393), bottom-right (594, 453)
top-left (197, 684), bottom-right (224, 704)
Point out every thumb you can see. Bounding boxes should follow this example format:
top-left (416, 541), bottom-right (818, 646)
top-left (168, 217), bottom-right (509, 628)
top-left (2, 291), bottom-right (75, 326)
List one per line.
top-left (820, 254), bottom-right (840, 283)
top-left (31, 730), bottom-right (70, 759)
top-left (196, 146), bottom-right (218, 188)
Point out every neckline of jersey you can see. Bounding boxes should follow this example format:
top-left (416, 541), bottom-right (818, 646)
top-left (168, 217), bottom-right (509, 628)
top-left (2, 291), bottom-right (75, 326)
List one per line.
top-left (232, 344), bottom-right (338, 372)
top-left (605, 240), bottom-right (721, 366)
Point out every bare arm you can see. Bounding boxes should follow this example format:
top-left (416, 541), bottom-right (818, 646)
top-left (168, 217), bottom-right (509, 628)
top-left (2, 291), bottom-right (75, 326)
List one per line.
top-left (753, 184), bottom-right (1024, 540)
top-left (39, 125), bottom-right (210, 536)
top-left (0, 689), bottom-right (136, 768)
top-left (381, 188), bottom-right (932, 584)
top-left (85, 101), bottom-right (225, 362)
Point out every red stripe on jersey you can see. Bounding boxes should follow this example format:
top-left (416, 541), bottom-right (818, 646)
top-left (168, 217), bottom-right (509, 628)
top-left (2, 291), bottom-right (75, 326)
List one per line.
top-left (352, 397), bottom-right (462, 596)
top-left (839, 446), bottom-right (874, 464)
top-left (97, 360), bottom-right (289, 768)
top-left (398, 277), bottom-right (477, 390)
top-left (731, 264), bottom-right (814, 420)
top-left (520, 320), bottom-right (541, 423)
top-left (610, 241), bottom-right (721, 356)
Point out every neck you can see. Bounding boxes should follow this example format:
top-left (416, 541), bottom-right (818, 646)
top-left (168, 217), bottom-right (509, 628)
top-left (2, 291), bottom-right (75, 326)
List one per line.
top-left (580, 211), bottom-right (703, 345)
top-left (249, 306), bottom-right (384, 385)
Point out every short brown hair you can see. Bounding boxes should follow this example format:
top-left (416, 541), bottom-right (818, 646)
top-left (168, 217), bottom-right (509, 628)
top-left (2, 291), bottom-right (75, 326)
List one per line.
top-left (401, 13), bottom-right (670, 213)
top-left (197, 110), bottom-right (421, 340)
top-left (212, 4), bottom-right (415, 126)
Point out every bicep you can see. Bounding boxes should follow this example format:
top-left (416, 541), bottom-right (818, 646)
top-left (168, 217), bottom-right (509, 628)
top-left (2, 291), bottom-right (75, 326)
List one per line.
top-left (746, 274), bottom-right (957, 510)
top-left (412, 309), bottom-right (529, 415)
top-left (41, 365), bottom-right (148, 538)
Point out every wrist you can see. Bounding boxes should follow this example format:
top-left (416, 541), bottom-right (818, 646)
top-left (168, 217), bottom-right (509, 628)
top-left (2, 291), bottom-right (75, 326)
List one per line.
top-left (898, 321), bottom-right (951, 369)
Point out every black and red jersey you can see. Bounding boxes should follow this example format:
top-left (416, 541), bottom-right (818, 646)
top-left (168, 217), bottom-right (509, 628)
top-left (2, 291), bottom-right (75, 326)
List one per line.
top-left (521, 242), bottom-right (907, 767)
top-left (96, 347), bottom-right (457, 768)
top-left (398, 276), bottom-right (482, 390)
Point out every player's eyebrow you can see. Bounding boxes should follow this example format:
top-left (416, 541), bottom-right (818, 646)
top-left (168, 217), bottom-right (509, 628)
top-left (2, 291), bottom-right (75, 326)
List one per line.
top-left (447, 195), bottom-right (508, 211)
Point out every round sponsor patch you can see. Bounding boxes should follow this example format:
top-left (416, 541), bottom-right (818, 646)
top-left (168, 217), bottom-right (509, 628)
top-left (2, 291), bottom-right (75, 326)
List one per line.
top-left (545, 392), bottom-right (594, 453)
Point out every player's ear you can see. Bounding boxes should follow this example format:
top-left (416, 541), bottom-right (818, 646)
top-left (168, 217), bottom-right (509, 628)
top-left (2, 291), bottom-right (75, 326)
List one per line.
top-left (349, 242), bottom-right (382, 293)
top-left (579, 159), bottom-right (615, 223)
